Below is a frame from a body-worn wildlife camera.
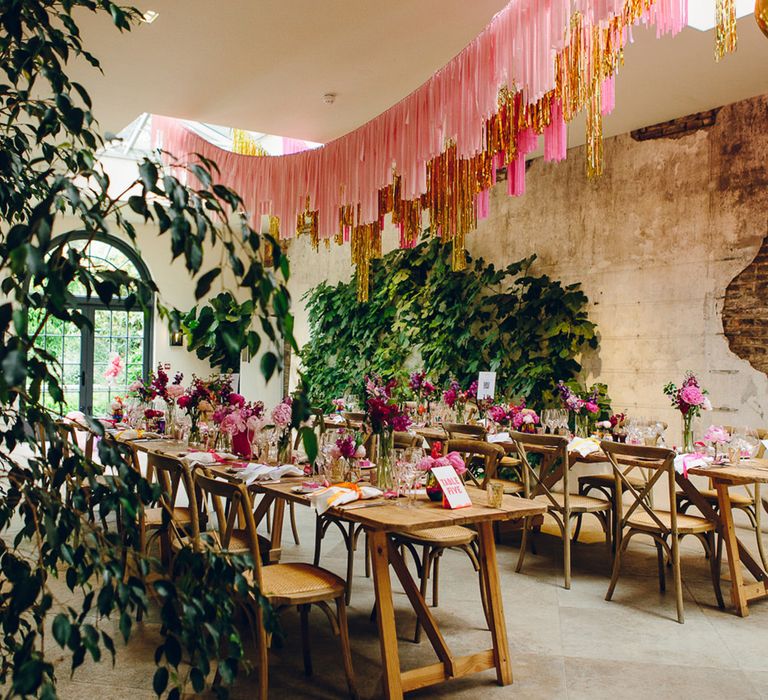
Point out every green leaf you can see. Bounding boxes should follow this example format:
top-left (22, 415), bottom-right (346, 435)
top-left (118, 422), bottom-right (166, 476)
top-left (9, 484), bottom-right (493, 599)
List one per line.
top-left (52, 614), bottom-right (71, 647)
top-left (152, 667), bottom-right (169, 695)
top-left (194, 267), bottom-right (221, 300)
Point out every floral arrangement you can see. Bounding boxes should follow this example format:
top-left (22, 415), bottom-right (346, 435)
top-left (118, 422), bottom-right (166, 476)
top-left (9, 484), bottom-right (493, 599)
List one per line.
top-left (663, 371), bottom-right (712, 452)
top-left (409, 370), bottom-right (439, 403)
top-left (442, 378), bottom-right (477, 420)
top-left (417, 450), bottom-right (467, 476)
top-left (331, 398), bottom-right (346, 413)
top-left (364, 375), bottom-right (411, 434)
top-left (128, 364), bottom-right (185, 406)
top-left (103, 352), bottom-right (124, 385)
top-left (213, 394), bottom-right (265, 436)
top-left (269, 397), bottom-right (294, 462)
top-left (110, 396), bottom-right (124, 422)
top-left (330, 432), bottom-right (366, 460)
top-left (488, 402), bottom-right (540, 433)
top-left (557, 381), bottom-right (599, 414)
top-left (703, 425), bottom-right (730, 446)
top-left (609, 412), bottom-right (627, 430)
top-left (663, 372), bottom-right (712, 416)
top-left (176, 373), bottom-right (233, 434)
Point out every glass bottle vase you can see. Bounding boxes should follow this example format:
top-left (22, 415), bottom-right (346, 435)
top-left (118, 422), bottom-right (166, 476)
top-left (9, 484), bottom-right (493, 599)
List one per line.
top-left (682, 413), bottom-right (695, 453)
top-left (373, 429), bottom-right (394, 492)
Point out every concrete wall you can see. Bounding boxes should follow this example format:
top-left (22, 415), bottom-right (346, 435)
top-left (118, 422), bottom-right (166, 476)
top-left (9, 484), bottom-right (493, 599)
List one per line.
top-left (285, 94), bottom-right (768, 444)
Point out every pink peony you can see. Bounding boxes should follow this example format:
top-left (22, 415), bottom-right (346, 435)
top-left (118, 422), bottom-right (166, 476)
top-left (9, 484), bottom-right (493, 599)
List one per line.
top-left (271, 401), bottom-right (292, 428)
top-left (177, 395), bottom-right (191, 409)
top-left (166, 384), bottom-right (185, 399)
top-left (703, 425), bottom-right (730, 445)
top-left (585, 401), bottom-right (599, 414)
top-left (680, 385), bottom-right (705, 407)
top-left (444, 451), bottom-right (467, 475)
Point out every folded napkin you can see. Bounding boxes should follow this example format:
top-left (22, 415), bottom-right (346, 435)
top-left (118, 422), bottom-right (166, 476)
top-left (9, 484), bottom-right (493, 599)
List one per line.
top-left (238, 463), bottom-right (304, 485)
top-left (113, 428), bottom-right (162, 441)
top-left (567, 437), bottom-right (601, 457)
top-left (673, 452), bottom-right (710, 477)
top-left (309, 483), bottom-right (383, 515)
top-left (327, 414), bottom-right (345, 424)
top-left (182, 450), bottom-right (236, 468)
top-left (488, 432), bottom-right (510, 444)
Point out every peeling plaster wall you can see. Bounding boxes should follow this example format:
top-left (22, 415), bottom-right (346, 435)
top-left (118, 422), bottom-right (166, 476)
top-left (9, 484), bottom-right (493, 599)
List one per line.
top-left (286, 95), bottom-right (768, 442)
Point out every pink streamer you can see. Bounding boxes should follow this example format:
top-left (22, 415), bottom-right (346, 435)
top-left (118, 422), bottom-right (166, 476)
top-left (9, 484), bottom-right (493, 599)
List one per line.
top-left (152, 0), bottom-right (687, 244)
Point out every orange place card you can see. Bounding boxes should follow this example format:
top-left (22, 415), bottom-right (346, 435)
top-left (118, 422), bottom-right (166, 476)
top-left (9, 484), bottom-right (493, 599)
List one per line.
top-left (430, 465), bottom-right (472, 509)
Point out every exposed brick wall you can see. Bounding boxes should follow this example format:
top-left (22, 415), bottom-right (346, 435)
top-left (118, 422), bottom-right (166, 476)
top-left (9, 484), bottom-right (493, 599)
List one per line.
top-left (630, 109), bottom-right (721, 141)
top-left (723, 231), bottom-right (768, 375)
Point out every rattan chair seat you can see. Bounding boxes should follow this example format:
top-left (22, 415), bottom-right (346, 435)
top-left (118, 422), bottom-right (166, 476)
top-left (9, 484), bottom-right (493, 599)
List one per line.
top-left (627, 509), bottom-right (716, 534)
top-left (394, 525), bottom-right (477, 547)
top-left (685, 488), bottom-right (753, 507)
top-left (533, 493), bottom-right (611, 513)
top-left (144, 506), bottom-right (193, 528)
top-left (579, 472), bottom-right (645, 489)
top-left (245, 563), bottom-right (346, 605)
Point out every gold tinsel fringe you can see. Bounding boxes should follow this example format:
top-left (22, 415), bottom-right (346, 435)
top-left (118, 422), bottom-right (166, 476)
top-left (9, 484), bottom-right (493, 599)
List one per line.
top-left (262, 0), bottom-right (729, 299)
top-left (232, 129), bottom-right (269, 156)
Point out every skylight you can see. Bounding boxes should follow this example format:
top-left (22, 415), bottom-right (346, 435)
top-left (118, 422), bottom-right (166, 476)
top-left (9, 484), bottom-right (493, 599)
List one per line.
top-left (686, 0), bottom-right (754, 31)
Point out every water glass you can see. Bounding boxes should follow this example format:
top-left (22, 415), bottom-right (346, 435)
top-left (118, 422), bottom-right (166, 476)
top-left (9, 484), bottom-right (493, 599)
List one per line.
top-left (487, 481), bottom-right (504, 509)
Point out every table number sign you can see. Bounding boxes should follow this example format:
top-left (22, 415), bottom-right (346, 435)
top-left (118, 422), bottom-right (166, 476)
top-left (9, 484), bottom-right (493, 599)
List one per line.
top-left (477, 371), bottom-right (496, 400)
top-left (430, 465), bottom-right (472, 509)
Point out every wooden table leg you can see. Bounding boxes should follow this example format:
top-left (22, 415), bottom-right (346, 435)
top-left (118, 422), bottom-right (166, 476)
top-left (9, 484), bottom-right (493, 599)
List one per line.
top-left (716, 480), bottom-right (750, 617)
top-left (476, 520), bottom-right (512, 685)
top-left (368, 530), bottom-right (403, 700)
top-left (269, 498), bottom-right (285, 564)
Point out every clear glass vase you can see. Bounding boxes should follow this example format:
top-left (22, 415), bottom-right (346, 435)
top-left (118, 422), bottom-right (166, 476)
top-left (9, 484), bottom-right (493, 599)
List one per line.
top-left (277, 432), bottom-right (292, 464)
top-left (574, 413), bottom-right (590, 438)
top-left (682, 413), bottom-right (695, 453)
top-left (373, 430), bottom-right (394, 491)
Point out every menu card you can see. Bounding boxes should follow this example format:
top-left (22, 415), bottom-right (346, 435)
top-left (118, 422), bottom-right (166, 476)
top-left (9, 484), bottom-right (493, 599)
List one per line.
top-left (430, 465), bottom-right (472, 509)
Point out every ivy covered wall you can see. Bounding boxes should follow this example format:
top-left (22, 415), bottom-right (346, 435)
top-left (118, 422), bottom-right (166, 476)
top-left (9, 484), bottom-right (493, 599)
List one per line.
top-left (300, 236), bottom-right (598, 409)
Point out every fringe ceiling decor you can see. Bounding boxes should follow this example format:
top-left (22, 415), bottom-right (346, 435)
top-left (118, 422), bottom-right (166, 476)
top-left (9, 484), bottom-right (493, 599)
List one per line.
top-left (153, 0), bottom-right (734, 301)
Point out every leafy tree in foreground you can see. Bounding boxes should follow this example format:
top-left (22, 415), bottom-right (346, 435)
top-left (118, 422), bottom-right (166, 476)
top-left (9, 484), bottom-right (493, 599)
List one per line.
top-left (0, 1), bottom-right (314, 696)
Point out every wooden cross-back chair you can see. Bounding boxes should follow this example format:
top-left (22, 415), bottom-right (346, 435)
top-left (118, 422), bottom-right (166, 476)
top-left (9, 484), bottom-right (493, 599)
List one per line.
top-left (391, 439), bottom-right (501, 642)
top-left (577, 423), bottom-right (669, 516)
top-left (444, 423), bottom-right (486, 442)
top-left (601, 441), bottom-right (724, 624)
top-left (144, 452), bottom-right (200, 566)
top-left (676, 425), bottom-right (768, 571)
top-left (512, 431), bottom-right (611, 589)
top-left (193, 471), bottom-right (358, 699)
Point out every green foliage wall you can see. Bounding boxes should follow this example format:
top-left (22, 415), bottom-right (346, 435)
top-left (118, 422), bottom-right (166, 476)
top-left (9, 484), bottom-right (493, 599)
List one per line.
top-left (301, 236), bottom-right (599, 409)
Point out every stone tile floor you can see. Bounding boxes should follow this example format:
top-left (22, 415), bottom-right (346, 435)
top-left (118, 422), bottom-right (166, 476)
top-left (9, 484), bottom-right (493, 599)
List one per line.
top-left (44, 507), bottom-right (768, 699)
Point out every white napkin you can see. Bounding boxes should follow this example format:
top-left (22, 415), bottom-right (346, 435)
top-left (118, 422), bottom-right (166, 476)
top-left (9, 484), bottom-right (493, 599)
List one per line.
top-left (328, 414), bottom-right (345, 424)
top-left (309, 485), bottom-right (383, 515)
top-left (567, 437), bottom-right (601, 457)
top-left (182, 451), bottom-right (236, 468)
top-left (239, 463), bottom-right (304, 485)
top-left (488, 432), bottom-right (510, 443)
top-left (673, 453), bottom-right (710, 475)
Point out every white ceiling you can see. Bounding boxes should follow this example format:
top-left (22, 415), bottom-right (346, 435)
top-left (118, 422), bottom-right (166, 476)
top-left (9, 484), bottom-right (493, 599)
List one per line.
top-left (73, 2), bottom-right (768, 147)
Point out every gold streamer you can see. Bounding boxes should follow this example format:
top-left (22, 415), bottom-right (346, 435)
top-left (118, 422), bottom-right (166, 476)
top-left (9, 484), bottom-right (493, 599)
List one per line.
top-left (232, 128), bottom-right (269, 156)
top-left (715, 0), bottom-right (737, 61)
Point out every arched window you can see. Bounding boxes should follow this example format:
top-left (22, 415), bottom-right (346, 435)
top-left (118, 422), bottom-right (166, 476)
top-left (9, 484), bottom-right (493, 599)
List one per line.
top-left (30, 233), bottom-right (153, 415)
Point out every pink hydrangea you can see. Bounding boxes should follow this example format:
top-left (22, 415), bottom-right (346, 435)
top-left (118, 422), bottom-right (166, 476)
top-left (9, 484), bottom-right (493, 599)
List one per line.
top-left (271, 400), bottom-right (292, 428)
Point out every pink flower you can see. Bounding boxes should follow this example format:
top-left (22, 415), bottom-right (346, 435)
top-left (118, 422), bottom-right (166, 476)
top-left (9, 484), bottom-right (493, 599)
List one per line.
top-left (228, 392), bottom-right (246, 408)
top-left (703, 425), bottom-right (730, 445)
top-left (701, 397), bottom-right (713, 411)
top-left (585, 401), bottom-right (599, 414)
top-left (271, 400), bottom-right (292, 428)
top-left (166, 384), bottom-right (184, 399)
top-left (212, 407), bottom-right (229, 424)
top-left (354, 445), bottom-right (366, 459)
top-left (177, 395), bottom-right (190, 409)
top-left (128, 380), bottom-right (144, 392)
top-left (329, 445), bottom-right (341, 459)
top-left (680, 385), bottom-right (705, 407)
top-left (445, 451), bottom-right (467, 475)
top-left (104, 352), bottom-right (124, 383)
